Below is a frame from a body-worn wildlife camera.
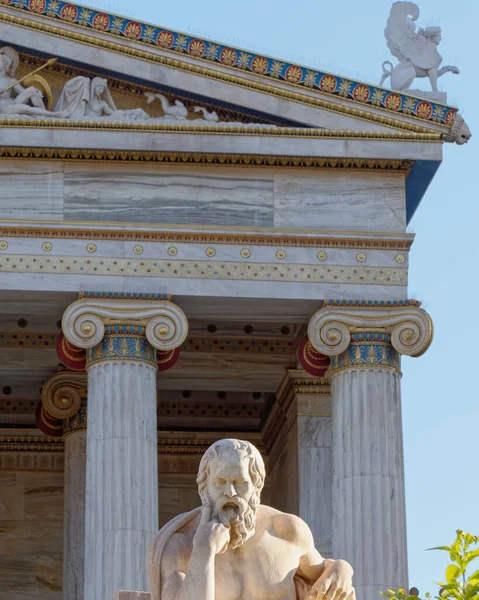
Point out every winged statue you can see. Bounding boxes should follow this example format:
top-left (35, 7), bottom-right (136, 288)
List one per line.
top-left (380, 1), bottom-right (459, 92)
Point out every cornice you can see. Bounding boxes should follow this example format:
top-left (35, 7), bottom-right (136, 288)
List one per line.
top-left (0, 148), bottom-right (422, 166)
top-left (0, 223), bottom-right (415, 251)
top-left (0, 119), bottom-right (443, 139)
top-left (0, 3), bottom-right (456, 130)
top-left (0, 433), bottom-right (265, 454)
top-left (0, 435), bottom-right (64, 451)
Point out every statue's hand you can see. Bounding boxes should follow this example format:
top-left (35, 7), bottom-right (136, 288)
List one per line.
top-left (307, 559), bottom-right (355, 600)
top-left (193, 505), bottom-right (230, 555)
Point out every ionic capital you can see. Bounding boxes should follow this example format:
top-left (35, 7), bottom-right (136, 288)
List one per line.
top-left (37, 370), bottom-right (88, 438)
top-left (41, 370), bottom-right (87, 420)
top-left (307, 300), bottom-right (433, 358)
top-left (62, 294), bottom-right (188, 351)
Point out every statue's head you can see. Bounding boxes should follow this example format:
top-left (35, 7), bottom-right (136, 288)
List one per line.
top-left (92, 77), bottom-right (108, 98)
top-left (197, 439), bottom-right (265, 550)
top-left (445, 114), bottom-right (472, 145)
top-left (0, 47), bottom-right (19, 77)
top-left (422, 26), bottom-right (442, 45)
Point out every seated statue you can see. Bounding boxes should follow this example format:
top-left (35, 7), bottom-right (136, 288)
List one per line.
top-left (0, 47), bottom-right (68, 117)
top-left (148, 439), bottom-right (355, 600)
top-left (55, 75), bottom-right (149, 120)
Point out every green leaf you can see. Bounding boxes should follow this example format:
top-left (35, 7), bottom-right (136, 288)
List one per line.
top-left (446, 565), bottom-right (460, 584)
top-left (466, 550), bottom-right (479, 564)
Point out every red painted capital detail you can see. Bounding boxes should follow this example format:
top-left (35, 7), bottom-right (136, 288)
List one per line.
top-left (157, 347), bottom-right (180, 372)
top-left (297, 335), bottom-right (330, 377)
top-left (35, 401), bottom-right (63, 438)
top-left (57, 331), bottom-right (86, 371)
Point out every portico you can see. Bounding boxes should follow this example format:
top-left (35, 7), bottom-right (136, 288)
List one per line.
top-left (0, 1), bottom-right (469, 598)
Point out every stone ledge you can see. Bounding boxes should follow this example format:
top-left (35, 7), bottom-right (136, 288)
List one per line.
top-left (114, 592), bottom-right (151, 600)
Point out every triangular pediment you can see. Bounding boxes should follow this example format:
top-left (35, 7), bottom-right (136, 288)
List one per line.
top-left (0, 0), bottom-right (460, 135)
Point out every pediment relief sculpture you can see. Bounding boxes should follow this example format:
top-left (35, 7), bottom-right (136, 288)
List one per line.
top-left (380, 1), bottom-right (460, 93)
top-left (0, 47), bottom-right (275, 128)
top-left (0, 47), bottom-right (68, 118)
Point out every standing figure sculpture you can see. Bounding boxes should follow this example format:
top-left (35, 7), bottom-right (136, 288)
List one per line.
top-left (148, 439), bottom-right (355, 600)
top-left (380, 1), bottom-right (460, 92)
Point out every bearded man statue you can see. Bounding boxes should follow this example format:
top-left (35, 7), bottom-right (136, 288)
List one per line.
top-left (148, 439), bottom-right (355, 600)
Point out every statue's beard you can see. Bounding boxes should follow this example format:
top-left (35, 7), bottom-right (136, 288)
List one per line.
top-left (212, 495), bottom-right (257, 552)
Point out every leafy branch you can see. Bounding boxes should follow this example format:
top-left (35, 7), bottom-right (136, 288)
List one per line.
top-left (381, 530), bottom-right (479, 600)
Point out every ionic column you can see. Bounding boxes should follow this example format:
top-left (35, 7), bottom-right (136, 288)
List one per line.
top-left (40, 369), bottom-right (88, 600)
top-left (308, 300), bottom-right (433, 600)
top-left (62, 293), bottom-right (188, 600)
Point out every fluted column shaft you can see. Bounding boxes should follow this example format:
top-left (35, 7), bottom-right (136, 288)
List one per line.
top-left (331, 365), bottom-right (407, 600)
top-left (85, 358), bottom-right (158, 599)
top-left (63, 428), bottom-right (87, 600)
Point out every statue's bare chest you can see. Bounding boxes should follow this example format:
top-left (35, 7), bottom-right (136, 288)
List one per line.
top-left (0, 76), bottom-right (14, 97)
top-left (213, 533), bottom-right (299, 600)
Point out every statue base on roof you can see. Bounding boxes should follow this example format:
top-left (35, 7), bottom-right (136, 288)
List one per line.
top-left (408, 89), bottom-right (448, 102)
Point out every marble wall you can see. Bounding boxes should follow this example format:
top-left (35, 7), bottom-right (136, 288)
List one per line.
top-left (0, 160), bottom-right (407, 232)
top-left (267, 401), bottom-right (333, 558)
top-left (0, 469), bottom-right (200, 600)
top-left (0, 471), bottom-right (64, 600)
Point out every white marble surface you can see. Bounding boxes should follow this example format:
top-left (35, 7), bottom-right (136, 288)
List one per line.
top-left (268, 381), bottom-right (333, 558)
top-left (0, 126), bottom-right (444, 161)
top-left (0, 161), bottom-right (64, 220)
top-left (274, 170), bottom-right (406, 231)
top-left (0, 272), bottom-right (408, 302)
top-left (0, 233), bottom-right (408, 268)
top-left (85, 361), bottom-right (158, 600)
top-left (63, 430), bottom-right (86, 600)
top-left (332, 369), bottom-right (408, 600)
top-left (299, 414), bottom-right (333, 558)
top-left (63, 164), bottom-right (274, 227)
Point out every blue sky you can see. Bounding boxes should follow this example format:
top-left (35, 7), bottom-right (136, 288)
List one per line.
top-left (75, 0), bottom-right (478, 593)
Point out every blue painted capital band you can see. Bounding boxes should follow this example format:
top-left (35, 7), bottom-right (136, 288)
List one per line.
top-left (63, 397), bottom-right (87, 436)
top-left (86, 324), bottom-right (157, 367)
top-left (330, 332), bottom-right (401, 374)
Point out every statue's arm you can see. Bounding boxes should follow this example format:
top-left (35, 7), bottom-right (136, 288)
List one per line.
top-left (161, 539), bottom-right (215, 600)
top-left (292, 516), bottom-right (332, 581)
top-left (160, 507), bottom-right (229, 600)
top-left (292, 516), bottom-right (354, 599)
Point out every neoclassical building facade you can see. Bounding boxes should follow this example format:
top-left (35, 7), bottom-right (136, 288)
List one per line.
top-left (0, 2), bottom-right (470, 599)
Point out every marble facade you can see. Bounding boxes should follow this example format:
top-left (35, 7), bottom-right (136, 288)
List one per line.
top-left (0, 2), bottom-right (469, 599)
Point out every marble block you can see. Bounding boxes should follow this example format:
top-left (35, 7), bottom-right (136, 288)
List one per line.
top-left (0, 160), bottom-right (64, 220)
top-left (63, 164), bottom-right (274, 227)
top-left (273, 170), bottom-right (406, 231)
top-left (114, 593), bottom-right (151, 600)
